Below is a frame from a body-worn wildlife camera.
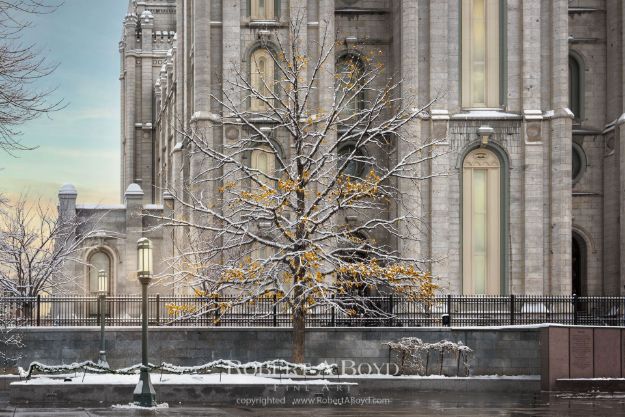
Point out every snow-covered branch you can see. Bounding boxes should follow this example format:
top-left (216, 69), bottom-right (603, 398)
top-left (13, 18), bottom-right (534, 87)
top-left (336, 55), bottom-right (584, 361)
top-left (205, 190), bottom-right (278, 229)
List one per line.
top-left (0, 195), bottom-right (101, 298)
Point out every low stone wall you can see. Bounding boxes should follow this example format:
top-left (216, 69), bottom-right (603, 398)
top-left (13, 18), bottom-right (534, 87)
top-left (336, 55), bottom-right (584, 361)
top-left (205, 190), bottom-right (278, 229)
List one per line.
top-left (6, 326), bottom-right (541, 376)
top-left (541, 326), bottom-right (625, 390)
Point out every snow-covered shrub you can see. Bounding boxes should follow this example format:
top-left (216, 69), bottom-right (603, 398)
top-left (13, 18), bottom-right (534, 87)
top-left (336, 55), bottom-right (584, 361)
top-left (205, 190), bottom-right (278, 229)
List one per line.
top-left (385, 337), bottom-right (472, 376)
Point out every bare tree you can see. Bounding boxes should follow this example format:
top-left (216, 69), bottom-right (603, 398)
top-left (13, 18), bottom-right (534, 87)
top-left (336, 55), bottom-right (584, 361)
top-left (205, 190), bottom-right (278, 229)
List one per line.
top-left (160, 17), bottom-right (442, 362)
top-left (0, 195), bottom-right (94, 299)
top-left (0, 0), bottom-right (63, 153)
top-left (0, 301), bottom-right (23, 371)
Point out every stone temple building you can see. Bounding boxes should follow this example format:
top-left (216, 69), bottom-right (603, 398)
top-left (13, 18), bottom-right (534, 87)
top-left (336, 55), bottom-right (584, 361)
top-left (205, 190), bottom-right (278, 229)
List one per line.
top-left (58, 0), bottom-right (625, 297)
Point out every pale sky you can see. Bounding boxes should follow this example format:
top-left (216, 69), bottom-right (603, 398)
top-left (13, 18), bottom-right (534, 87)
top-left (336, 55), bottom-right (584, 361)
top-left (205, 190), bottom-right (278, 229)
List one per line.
top-left (0, 1), bottom-right (128, 205)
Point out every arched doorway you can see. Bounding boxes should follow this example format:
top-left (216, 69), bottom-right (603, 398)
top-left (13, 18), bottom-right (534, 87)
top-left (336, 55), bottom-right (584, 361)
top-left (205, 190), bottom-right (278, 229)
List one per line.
top-left (572, 232), bottom-right (587, 297)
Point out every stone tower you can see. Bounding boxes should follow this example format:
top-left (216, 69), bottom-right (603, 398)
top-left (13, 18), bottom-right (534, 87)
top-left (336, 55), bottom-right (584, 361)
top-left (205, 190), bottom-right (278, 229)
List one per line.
top-left (119, 0), bottom-right (176, 203)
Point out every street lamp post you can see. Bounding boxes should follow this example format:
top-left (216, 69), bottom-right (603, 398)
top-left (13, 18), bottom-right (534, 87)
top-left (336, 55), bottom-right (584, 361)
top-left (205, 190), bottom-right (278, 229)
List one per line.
top-left (133, 237), bottom-right (156, 407)
top-left (97, 269), bottom-right (109, 368)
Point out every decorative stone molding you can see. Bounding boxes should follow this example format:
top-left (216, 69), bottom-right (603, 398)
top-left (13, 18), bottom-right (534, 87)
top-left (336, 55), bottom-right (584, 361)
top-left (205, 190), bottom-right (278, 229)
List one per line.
top-left (190, 111), bottom-right (221, 124)
top-left (544, 107), bottom-right (574, 120)
top-left (523, 109), bottom-right (543, 121)
top-left (59, 183), bottom-right (78, 197)
top-left (431, 109), bottom-right (450, 121)
top-left (124, 183), bottom-right (145, 198)
top-left (451, 110), bottom-right (522, 121)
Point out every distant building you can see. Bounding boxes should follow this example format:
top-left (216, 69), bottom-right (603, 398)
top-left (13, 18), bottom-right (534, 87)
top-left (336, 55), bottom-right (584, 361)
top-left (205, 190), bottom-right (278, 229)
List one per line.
top-left (60, 0), bottom-right (625, 297)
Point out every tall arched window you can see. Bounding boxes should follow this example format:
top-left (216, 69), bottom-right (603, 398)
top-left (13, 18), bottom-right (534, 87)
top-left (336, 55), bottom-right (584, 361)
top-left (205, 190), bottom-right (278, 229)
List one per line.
top-left (461, 0), bottom-right (501, 108)
top-left (569, 54), bottom-right (583, 122)
top-left (462, 148), bottom-right (501, 294)
top-left (87, 250), bottom-right (114, 304)
top-left (251, 146), bottom-right (276, 187)
top-left (335, 55), bottom-right (365, 117)
top-left (250, 49), bottom-right (274, 111)
top-left (88, 251), bottom-right (112, 295)
top-left (251, 0), bottom-right (275, 20)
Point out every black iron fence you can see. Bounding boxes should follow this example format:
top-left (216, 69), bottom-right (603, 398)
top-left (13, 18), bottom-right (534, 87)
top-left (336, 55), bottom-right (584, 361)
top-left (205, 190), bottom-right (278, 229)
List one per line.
top-left (0, 295), bottom-right (623, 327)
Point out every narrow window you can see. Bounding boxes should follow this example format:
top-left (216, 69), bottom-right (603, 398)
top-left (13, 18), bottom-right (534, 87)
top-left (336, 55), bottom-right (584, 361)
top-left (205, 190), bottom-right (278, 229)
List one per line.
top-left (88, 251), bottom-right (112, 295)
top-left (572, 142), bottom-right (586, 184)
top-left (250, 49), bottom-right (274, 111)
top-left (461, 0), bottom-right (501, 108)
top-left (569, 55), bottom-right (582, 122)
top-left (251, 0), bottom-right (275, 20)
top-left (463, 149), bottom-right (501, 294)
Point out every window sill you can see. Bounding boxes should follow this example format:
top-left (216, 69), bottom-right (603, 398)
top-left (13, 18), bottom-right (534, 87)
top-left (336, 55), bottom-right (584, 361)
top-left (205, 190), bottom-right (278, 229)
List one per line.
top-left (451, 109), bottom-right (522, 121)
top-left (249, 20), bottom-right (280, 28)
top-left (247, 115), bottom-right (279, 124)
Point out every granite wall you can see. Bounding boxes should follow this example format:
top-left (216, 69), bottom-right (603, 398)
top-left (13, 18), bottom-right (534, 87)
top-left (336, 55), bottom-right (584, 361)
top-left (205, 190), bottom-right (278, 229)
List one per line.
top-left (5, 326), bottom-right (541, 376)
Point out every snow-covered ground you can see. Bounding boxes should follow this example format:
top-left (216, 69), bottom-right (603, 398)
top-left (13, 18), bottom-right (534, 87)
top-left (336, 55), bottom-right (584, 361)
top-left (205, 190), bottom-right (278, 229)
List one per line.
top-left (319, 374), bottom-right (540, 380)
top-left (12, 373), bottom-right (353, 386)
top-left (112, 402), bottom-right (170, 409)
top-left (11, 372), bottom-right (538, 386)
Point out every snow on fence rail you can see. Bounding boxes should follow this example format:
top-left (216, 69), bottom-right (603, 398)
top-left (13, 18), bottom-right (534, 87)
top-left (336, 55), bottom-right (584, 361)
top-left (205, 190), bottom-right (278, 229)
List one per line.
top-left (18, 359), bottom-right (339, 380)
top-left (2, 295), bottom-right (624, 327)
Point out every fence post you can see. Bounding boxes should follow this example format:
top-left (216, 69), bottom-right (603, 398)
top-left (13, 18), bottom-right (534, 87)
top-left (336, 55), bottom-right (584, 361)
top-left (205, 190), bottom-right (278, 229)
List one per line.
top-left (36, 295), bottom-right (41, 327)
top-left (510, 294), bottom-right (515, 325)
top-left (273, 294), bottom-right (277, 327)
top-left (573, 293), bottom-right (578, 325)
top-left (446, 294), bottom-right (452, 326)
top-left (214, 295), bottom-right (220, 326)
top-left (331, 295), bottom-right (336, 327)
top-left (156, 294), bottom-right (160, 326)
top-left (389, 294), bottom-right (394, 326)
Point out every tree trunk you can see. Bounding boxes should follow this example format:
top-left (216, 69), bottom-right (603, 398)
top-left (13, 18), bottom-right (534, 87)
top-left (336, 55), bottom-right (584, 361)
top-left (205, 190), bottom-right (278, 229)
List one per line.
top-left (292, 302), bottom-right (305, 363)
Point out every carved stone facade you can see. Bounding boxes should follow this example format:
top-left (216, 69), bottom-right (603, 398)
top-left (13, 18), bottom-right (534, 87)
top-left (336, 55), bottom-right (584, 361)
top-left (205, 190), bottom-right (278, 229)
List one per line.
top-left (58, 0), bottom-right (625, 296)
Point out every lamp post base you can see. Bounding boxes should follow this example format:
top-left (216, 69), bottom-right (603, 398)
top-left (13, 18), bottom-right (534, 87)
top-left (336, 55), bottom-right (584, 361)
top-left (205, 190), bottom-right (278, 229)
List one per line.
top-left (133, 369), bottom-right (157, 407)
top-left (97, 351), bottom-right (109, 369)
